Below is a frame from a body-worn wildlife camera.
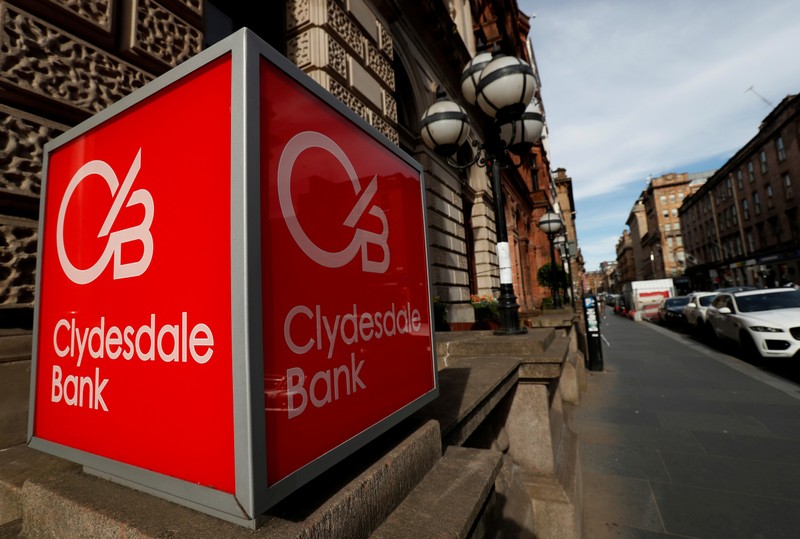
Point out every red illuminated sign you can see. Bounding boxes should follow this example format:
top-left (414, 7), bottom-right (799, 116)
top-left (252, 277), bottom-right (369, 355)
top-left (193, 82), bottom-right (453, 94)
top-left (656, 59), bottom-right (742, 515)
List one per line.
top-left (259, 60), bottom-right (435, 484)
top-left (34, 55), bottom-right (235, 493)
top-left (30, 30), bottom-right (437, 526)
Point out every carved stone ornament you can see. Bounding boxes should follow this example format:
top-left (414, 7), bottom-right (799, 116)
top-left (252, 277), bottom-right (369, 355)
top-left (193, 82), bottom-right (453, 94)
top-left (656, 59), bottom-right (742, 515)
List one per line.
top-left (0, 4), bottom-right (152, 117)
top-left (0, 105), bottom-right (68, 197)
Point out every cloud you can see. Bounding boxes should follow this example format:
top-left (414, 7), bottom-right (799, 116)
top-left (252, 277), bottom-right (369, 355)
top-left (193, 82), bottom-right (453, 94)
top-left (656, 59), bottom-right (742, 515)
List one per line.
top-left (522, 0), bottom-right (800, 269)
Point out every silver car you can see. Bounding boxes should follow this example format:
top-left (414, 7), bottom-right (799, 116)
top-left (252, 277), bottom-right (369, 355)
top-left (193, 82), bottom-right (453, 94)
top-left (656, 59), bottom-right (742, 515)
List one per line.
top-left (682, 291), bottom-right (718, 334)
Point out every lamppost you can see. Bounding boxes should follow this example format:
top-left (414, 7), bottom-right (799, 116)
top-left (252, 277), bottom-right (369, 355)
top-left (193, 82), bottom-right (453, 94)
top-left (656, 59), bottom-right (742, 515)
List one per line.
top-left (554, 232), bottom-right (575, 308)
top-left (418, 46), bottom-right (543, 335)
top-left (538, 211), bottom-right (563, 309)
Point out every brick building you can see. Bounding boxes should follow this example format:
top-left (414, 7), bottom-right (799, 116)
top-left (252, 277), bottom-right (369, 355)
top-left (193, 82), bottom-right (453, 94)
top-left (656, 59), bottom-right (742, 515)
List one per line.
top-left (615, 229), bottom-right (635, 288)
top-left (618, 171), bottom-right (711, 293)
top-left (681, 93), bottom-right (800, 290)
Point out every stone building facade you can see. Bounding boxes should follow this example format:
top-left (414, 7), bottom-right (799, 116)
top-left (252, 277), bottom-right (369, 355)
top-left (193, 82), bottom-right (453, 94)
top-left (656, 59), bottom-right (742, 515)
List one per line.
top-left (618, 171), bottom-right (710, 292)
top-left (615, 229), bottom-right (635, 289)
top-left (0, 4), bottom-right (589, 536)
top-left (681, 94), bottom-right (800, 290)
top-left (0, 0), bottom-right (563, 331)
top-left (624, 196), bottom-right (647, 280)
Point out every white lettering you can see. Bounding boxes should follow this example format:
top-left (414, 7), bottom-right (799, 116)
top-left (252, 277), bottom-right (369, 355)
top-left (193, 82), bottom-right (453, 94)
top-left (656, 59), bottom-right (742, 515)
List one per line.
top-left (122, 326), bottom-right (135, 360)
top-left (189, 323), bottom-right (214, 364)
top-left (52, 365), bottom-right (62, 402)
top-left (106, 326), bottom-right (122, 359)
top-left (135, 314), bottom-right (155, 361)
top-left (88, 317), bottom-right (105, 359)
top-left (284, 353), bottom-right (366, 419)
top-left (284, 305), bottom-right (314, 355)
top-left (282, 303), bottom-right (424, 358)
top-left (287, 367), bottom-right (306, 419)
top-left (157, 323), bottom-right (179, 362)
top-left (51, 365), bottom-right (109, 411)
top-left (52, 313), bottom-right (215, 366)
top-left (54, 319), bottom-right (70, 357)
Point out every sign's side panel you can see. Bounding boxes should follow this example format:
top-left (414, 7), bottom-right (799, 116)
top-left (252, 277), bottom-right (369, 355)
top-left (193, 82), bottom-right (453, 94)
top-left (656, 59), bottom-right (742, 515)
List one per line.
top-left (32, 55), bottom-right (236, 494)
top-left (259, 57), bottom-right (436, 487)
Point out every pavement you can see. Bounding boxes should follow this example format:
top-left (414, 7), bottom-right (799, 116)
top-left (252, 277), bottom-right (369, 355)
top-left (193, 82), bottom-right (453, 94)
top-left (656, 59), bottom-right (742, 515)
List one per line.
top-left (576, 307), bottom-right (800, 539)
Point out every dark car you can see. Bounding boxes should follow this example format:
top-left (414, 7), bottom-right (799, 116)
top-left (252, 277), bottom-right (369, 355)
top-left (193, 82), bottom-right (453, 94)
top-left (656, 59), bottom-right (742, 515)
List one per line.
top-left (658, 295), bottom-right (690, 326)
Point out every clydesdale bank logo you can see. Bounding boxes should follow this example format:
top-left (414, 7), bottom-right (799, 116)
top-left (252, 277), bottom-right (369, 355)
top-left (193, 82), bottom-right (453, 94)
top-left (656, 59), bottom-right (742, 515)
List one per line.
top-left (277, 131), bottom-right (390, 274)
top-left (56, 149), bottom-right (154, 285)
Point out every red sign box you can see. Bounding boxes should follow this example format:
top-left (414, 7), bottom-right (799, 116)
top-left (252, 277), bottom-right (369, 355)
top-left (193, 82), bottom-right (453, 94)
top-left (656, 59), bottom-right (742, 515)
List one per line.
top-left (259, 59), bottom-right (435, 485)
top-left (30, 30), bottom-right (437, 526)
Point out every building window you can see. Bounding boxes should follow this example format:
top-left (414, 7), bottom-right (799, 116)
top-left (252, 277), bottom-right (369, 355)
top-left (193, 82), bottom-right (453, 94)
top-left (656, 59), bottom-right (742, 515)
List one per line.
top-left (669, 194), bottom-right (676, 204)
top-left (790, 211), bottom-right (800, 241)
top-left (766, 184), bottom-right (774, 208)
top-left (746, 230), bottom-right (755, 251)
top-left (665, 223), bottom-right (672, 232)
top-left (662, 210), bottom-right (669, 218)
top-left (770, 218), bottom-right (781, 242)
top-left (760, 150), bottom-right (768, 173)
top-left (671, 208), bottom-right (678, 217)
top-left (754, 192), bottom-right (761, 215)
top-left (742, 199), bottom-right (749, 220)
top-left (726, 176), bottom-right (733, 197)
top-left (776, 136), bottom-right (786, 162)
top-left (748, 161), bottom-right (755, 182)
top-left (736, 170), bottom-right (743, 190)
top-left (660, 195), bottom-right (667, 205)
top-left (785, 174), bottom-right (793, 198)
top-left (674, 222), bottom-right (680, 231)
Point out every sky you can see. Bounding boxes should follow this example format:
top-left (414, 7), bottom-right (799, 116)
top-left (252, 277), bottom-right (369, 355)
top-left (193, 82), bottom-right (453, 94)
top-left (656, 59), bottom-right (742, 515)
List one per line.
top-left (518, 0), bottom-right (800, 272)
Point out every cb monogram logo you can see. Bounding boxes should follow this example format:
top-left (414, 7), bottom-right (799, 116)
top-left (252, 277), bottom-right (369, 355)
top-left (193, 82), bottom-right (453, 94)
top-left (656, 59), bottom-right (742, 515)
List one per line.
top-left (56, 149), bottom-right (154, 285)
top-left (278, 132), bottom-right (390, 273)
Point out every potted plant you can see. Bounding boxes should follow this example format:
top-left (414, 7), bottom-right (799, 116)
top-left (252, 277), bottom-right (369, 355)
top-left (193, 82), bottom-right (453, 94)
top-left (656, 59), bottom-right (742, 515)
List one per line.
top-left (470, 294), bottom-right (499, 328)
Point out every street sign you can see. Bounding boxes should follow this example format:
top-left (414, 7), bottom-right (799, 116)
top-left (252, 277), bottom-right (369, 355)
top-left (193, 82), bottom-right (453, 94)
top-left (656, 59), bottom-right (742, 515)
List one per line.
top-left (30, 29), bottom-right (438, 527)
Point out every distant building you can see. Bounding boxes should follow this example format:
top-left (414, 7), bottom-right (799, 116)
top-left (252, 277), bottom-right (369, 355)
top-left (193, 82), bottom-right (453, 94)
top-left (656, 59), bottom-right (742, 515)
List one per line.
top-left (600, 260), bottom-right (618, 293)
top-left (615, 229), bottom-right (635, 288)
top-left (617, 171), bottom-right (712, 293)
top-left (584, 270), bottom-right (605, 295)
top-left (681, 93), bottom-right (800, 290)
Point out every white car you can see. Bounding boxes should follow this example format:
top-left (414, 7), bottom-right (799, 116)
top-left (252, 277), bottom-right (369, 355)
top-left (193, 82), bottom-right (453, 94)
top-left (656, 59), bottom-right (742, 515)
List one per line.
top-left (682, 292), bottom-right (718, 333)
top-left (706, 288), bottom-right (800, 358)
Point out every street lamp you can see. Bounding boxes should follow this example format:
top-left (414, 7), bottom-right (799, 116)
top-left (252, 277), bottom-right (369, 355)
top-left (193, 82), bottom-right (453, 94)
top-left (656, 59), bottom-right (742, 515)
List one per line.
top-left (554, 233), bottom-right (574, 308)
top-left (419, 46), bottom-right (542, 335)
top-left (538, 211), bottom-right (563, 309)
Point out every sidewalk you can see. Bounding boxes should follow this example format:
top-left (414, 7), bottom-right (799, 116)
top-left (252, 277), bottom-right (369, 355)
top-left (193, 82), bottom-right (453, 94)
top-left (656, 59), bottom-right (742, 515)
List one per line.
top-left (576, 308), bottom-right (800, 538)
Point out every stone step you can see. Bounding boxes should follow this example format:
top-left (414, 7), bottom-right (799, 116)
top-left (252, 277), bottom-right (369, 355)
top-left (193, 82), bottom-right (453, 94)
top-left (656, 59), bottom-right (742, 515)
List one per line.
top-left (16, 421), bottom-right (442, 538)
top-left (436, 328), bottom-right (556, 365)
top-left (0, 444), bottom-right (78, 526)
top-left (371, 445), bottom-right (502, 539)
top-left (0, 332), bottom-right (32, 449)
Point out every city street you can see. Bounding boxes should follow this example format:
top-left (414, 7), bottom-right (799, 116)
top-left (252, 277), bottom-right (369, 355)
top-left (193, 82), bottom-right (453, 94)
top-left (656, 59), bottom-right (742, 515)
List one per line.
top-left (577, 306), bottom-right (800, 538)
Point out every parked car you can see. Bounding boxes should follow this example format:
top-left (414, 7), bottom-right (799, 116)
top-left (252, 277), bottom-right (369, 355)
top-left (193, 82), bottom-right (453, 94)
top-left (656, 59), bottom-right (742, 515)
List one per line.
top-left (706, 288), bottom-right (800, 359)
top-left (657, 295), bottom-right (690, 326)
top-left (682, 292), bottom-right (718, 334)
top-left (716, 286), bottom-right (757, 293)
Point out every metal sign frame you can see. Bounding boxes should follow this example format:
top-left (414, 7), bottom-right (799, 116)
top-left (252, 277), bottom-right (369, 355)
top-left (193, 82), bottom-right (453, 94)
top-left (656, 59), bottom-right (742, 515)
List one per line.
top-left (29, 28), bottom-right (439, 527)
